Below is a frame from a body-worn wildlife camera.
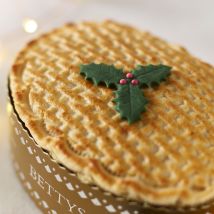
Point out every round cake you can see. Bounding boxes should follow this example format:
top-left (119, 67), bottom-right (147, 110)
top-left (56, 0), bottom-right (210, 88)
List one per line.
top-left (10, 20), bottom-right (214, 207)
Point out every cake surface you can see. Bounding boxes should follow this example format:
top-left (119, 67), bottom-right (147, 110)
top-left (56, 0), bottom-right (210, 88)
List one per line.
top-left (10, 20), bottom-right (214, 206)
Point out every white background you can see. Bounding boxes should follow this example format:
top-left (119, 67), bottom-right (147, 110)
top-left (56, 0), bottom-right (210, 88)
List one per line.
top-left (0, 0), bottom-right (213, 213)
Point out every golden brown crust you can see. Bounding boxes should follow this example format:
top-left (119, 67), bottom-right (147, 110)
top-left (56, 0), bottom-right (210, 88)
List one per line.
top-left (10, 20), bottom-right (214, 206)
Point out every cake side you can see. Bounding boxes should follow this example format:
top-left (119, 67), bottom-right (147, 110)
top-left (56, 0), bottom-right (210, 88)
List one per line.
top-left (10, 20), bottom-right (214, 206)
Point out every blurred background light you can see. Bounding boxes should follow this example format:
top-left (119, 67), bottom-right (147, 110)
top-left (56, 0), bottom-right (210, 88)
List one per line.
top-left (0, 42), bottom-right (6, 67)
top-left (6, 103), bottom-right (12, 115)
top-left (0, 43), bottom-right (2, 66)
top-left (22, 18), bottom-right (38, 33)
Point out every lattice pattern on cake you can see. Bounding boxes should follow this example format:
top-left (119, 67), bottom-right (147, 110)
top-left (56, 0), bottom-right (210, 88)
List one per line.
top-left (10, 20), bottom-right (214, 206)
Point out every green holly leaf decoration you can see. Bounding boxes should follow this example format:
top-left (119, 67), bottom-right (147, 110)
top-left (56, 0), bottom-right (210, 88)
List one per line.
top-left (80, 63), bottom-right (124, 87)
top-left (133, 64), bottom-right (171, 87)
top-left (80, 63), bottom-right (172, 124)
top-left (114, 84), bottom-right (148, 123)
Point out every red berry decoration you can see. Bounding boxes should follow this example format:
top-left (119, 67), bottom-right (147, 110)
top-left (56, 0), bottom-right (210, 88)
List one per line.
top-left (126, 72), bottom-right (134, 79)
top-left (131, 79), bottom-right (139, 85)
top-left (119, 79), bottom-right (127, 85)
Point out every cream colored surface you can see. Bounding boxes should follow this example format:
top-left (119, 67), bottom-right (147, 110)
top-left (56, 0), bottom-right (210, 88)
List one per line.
top-left (0, 0), bottom-right (214, 213)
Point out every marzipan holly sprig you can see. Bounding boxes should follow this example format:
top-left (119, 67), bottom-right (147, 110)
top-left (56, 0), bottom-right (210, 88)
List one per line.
top-left (80, 63), bottom-right (172, 123)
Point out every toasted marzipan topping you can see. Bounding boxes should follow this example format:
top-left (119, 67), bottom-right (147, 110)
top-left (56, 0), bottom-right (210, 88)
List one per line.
top-left (10, 20), bottom-right (214, 206)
